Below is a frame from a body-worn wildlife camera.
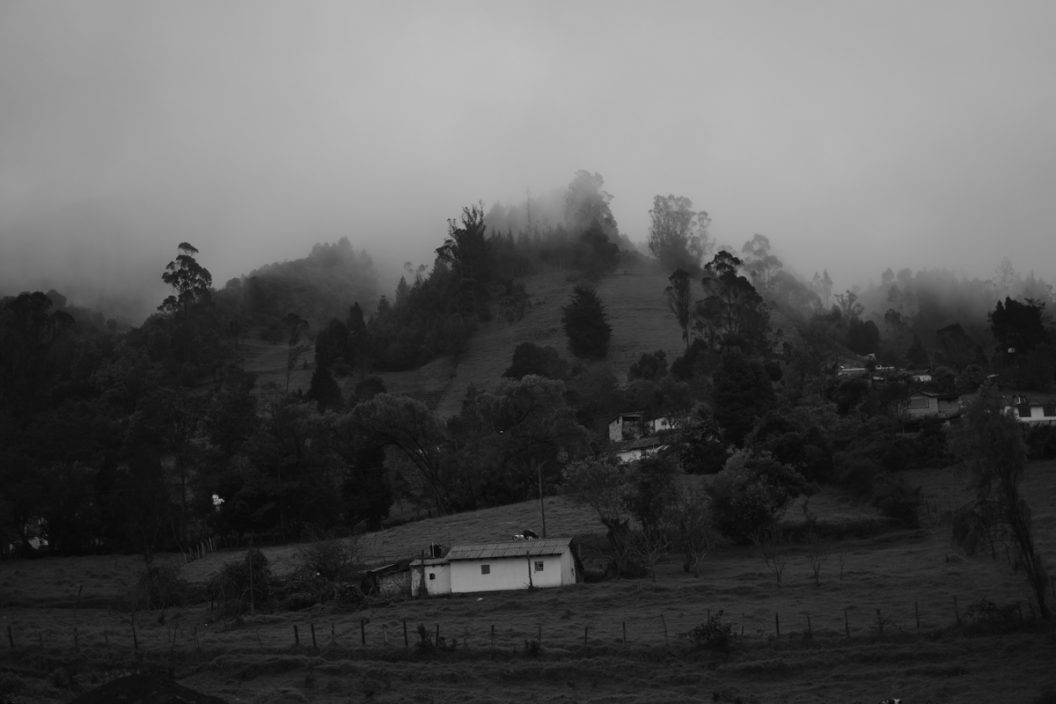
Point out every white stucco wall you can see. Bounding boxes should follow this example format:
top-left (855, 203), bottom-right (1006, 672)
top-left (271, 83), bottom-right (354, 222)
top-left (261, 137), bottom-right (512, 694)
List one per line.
top-left (1013, 404), bottom-right (1056, 425)
top-left (449, 552), bottom-right (573, 593)
top-left (410, 559), bottom-right (452, 596)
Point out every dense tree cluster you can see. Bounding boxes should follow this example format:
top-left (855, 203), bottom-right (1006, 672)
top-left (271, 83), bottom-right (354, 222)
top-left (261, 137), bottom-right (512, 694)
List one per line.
top-left (647, 195), bottom-right (710, 275)
top-left (220, 237), bottom-right (378, 342)
top-left (5, 164), bottom-right (1056, 638)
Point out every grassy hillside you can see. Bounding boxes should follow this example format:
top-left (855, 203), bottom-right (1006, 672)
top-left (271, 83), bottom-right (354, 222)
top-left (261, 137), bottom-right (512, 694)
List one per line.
top-left (238, 258), bottom-right (686, 415)
top-left (433, 260), bottom-right (683, 416)
top-left (2, 463), bottom-right (1055, 703)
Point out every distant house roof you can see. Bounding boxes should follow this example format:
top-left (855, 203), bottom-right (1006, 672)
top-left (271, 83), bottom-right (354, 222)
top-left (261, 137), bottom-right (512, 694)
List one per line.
top-left (1006, 390), bottom-right (1056, 404)
top-left (364, 560), bottom-right (411, 576)
top-left (609, 411), bottom-right (643, 423)
top-left (445, 538), bottom-right (573, 561)
top-left (916, 390), bottom-right (961, 400)
top-left (621, 437), bottom-right (666, 451)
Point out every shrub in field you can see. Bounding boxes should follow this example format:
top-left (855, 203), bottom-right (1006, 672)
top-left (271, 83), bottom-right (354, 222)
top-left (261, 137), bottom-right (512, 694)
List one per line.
top-left (274, 537), bottom-right (365, 610)
top-left (209, 548), bottom-right (271, 616)
top-left (297, 537), bottom-right (360, 582)
top-left (708, 450), bottom-right (808, 544)
top-left (415, 624), bottom-right (434, 652)
top-left (135, 562), bottom-right (189, 609)
top-left (833, 452), bottom-right (883, 499)
top-left (871, 472), bottom-right (922, 528)
top-left (962, 598), bottom-right (1023, 635)
top-left (684, 610), bottom-right (735, 654)
top-left (276, 570), bottom-right (364, 611)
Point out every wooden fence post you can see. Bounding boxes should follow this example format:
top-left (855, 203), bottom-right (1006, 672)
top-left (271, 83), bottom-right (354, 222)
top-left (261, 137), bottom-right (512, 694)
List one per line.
top-left (954, 596), bottom-right (961, 626)
top-left (7, 625), bottom-right (13, 650)
top-left (360, 619), bottom-right (367, 646)
top-left (311, 623), bottom-right (317, 650)
top-left (583, 625), bottom-right (588, 648)
top-left (491, 624), bottom-right (495, 650)
top-left (403, 620), bottom-right (408, 648)
top-left (915, 601), bottom-right (920, 631)
top-left (843, 608), bottom-right (849, 638)
top-left (293, 625), bottom-right (300, 646)
top-left (661, 613), bottom-right (669, 647)
top-left (622, 621), bottom-right (627, 646)
top-left (774, 612), bottom-right (780, 641)
top-left (876, 609), bottom-right (884, 636)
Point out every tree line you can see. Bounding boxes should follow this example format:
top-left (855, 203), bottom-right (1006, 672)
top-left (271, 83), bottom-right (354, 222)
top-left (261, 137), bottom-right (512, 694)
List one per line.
top-left (2, 170), bottom-right (1055, 625)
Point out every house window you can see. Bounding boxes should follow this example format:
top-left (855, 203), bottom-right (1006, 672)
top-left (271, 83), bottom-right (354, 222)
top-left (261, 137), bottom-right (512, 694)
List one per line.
top-left (534, 561), bottom-right (544, 572)
top-left (428, 573), bottom-right (435, 581)
top-left (480, 564), bottom-right (490, 575)
top-left (1043, 404), bottom-right (1056, 418)
top-left (1017, 404), bottom-right (1032, 418)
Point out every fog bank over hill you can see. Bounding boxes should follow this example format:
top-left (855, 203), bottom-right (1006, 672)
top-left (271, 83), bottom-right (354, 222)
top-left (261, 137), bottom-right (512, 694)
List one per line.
top-left (3, 1), bottom-right (1055, 320)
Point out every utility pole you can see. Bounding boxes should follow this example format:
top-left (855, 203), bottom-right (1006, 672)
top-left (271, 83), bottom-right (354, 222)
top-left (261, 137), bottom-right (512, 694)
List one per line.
top-left (537, 461), bottom-right (547, 538)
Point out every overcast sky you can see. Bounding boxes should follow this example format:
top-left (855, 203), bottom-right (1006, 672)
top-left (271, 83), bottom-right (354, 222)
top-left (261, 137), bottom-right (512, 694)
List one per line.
top-left (2, 0), bottom-right (1055, 319)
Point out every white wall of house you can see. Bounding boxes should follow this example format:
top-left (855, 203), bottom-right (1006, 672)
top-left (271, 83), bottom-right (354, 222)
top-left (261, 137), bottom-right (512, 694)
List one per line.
top-left (649, 416), bottom-right (678, 433)
top-left (449, 551), bottom-right (573, 593)
top-left (608, 414), bottom-right (642, 443)
top-left (410, 558), bottom-right (451, 596)
top-left (1010, 403), bottom-right (1056, 425)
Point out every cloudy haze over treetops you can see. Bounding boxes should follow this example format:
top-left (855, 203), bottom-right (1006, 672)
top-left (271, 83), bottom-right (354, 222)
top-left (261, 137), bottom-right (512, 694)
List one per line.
top-left (2, 0), bottom-right (1055, 321)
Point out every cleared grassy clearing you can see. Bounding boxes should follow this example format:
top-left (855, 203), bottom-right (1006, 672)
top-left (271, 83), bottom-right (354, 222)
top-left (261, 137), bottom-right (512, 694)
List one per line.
top-left (237, 261), bottom-right (684, 416)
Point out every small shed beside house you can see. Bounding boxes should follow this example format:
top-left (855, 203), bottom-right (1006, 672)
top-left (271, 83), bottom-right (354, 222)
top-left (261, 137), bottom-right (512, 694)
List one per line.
top-left (410, 538), bottom-right (578, 596)
top-left (361, 560), bottom-right (412, 597)
top-left (608, 412), bottom-right (645, 443)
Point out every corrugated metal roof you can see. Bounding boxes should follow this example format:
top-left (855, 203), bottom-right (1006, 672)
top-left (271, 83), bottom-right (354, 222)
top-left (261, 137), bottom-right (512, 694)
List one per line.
top-left (445, 538), bottom-right (572, 561)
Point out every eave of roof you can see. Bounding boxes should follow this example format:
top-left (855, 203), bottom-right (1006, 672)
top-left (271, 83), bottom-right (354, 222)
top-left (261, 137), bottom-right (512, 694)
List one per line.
top-left (445, 538), bottom-right (573, 561)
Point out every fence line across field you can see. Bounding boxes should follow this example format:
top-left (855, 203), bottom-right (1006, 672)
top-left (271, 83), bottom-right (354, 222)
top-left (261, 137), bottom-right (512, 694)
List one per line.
top-left (3, 594), bottom-right (1036, 657)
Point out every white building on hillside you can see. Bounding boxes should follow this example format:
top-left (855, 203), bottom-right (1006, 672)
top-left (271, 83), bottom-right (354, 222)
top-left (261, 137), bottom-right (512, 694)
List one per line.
top-left (410, 538), bottom-right (578, 596)
top-left (1005, 394), bottom-right (1056, 426)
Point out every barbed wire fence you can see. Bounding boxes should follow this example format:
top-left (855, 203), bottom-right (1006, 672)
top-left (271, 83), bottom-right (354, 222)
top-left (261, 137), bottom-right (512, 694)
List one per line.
top-left (3, 593), bottom-right (1042, 661)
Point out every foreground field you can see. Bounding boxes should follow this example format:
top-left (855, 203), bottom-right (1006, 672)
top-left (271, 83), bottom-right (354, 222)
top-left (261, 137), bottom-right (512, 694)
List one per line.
top-left (2, 464), bottom-right (1055, 703)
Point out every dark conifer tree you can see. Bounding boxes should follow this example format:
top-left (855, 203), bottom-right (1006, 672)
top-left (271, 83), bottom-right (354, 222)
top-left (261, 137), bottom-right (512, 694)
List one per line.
top-left (561, 286), bottom-right (611, 359)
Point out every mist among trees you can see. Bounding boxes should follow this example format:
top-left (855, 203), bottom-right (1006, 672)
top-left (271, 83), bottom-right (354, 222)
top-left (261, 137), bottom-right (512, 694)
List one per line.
top-left (3, 168), bottom-right (1055, 624)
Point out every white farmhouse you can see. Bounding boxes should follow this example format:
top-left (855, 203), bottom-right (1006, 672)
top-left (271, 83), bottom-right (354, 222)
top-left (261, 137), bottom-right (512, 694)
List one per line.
top-left (1005, 394), bottom-right (1056, 426)
top-left (410, 538), bottom-right (578, 596)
